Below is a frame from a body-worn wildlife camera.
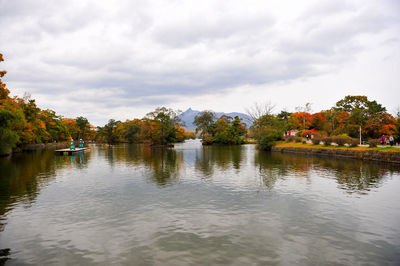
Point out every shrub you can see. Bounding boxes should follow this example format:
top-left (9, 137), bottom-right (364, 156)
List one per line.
top-left (312, 137), bottom-right (321, 145)
top-left (259, 133), bottom-right (278, 150)
top-left (335, 137), bottom-right (348, 146)
top-left (322, 137), bottom-right (332, 146)
top-left (201, 136), bottom-right (214, 145)
top-left (368, 139), bottom-right (380, 148)
top-left (337, 133), bottom-right (351, 139)
top-left (285, 135), bottom-right (296, 142)
top-left (295, 137), bottom-right (302, 143)
top-left (302, 140), bottom-right (307, 144)
top-left (349, 139), bottom-right (359, 147)
top-left (330, 135), bottom-right (351, 146)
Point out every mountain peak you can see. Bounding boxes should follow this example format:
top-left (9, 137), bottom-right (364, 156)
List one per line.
top-left (182, 107), bottom-right (194, 113)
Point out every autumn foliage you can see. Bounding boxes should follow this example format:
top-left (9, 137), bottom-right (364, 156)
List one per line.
top-left (94, 108), bottom-right (192, 145)
top-left (251, 96), bottom-right (399, 148)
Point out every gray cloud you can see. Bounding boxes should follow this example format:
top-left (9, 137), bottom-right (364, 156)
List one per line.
top-left (153, 14), bottom-right (276, 48)
top-left (0, 0), bottom-right (399, 125)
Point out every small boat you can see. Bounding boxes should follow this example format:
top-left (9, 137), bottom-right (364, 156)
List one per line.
top-left (54, 147), bottom-right (89, 155)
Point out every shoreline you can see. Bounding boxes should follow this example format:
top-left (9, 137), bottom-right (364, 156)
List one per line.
top-left (272, 143), bottom-right (400, 164)
top-left (1, 142), bottom-right (70, 157)
top-left (1, 141), bottom-right (180, 156)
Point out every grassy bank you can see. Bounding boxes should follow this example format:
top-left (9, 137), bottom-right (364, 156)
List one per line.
top-left (275, 141), bottom-right (400, 153)
top-left (272, 143), bottom-right (400, 164)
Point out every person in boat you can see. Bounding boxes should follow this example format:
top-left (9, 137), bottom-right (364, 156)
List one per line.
top-left (79, 139), bottom-right (84, 148)
top-left (70, 139), bottom-right (75, 150)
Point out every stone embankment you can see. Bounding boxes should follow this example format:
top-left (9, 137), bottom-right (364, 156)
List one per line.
top-left (271, 146), bottom-right (400, 164)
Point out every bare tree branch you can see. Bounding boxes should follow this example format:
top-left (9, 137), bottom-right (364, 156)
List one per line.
top-left (245, 101), bottom-right (276, 122)
top-left (394, 106), bottom-right (400, 118)
top-left (295, 102), bottom-right (312, 113)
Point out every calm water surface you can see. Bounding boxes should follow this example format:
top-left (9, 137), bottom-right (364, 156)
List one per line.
top-left (0, 140), bottom-right (399, 265)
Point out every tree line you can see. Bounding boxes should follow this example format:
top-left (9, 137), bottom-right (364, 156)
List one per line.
top-left (244, 96), bottom-right (400, 149)
top-left (192, 97), bottom-right (399, 148)
top-left (94, 107), bottom-right (194, 146)
top-left (1, 53), bottom-right (399, 154)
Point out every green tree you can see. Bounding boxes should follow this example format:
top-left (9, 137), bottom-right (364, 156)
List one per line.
top-left (335, 95), bottom-right (386, 137)
top-left (23, 99), bottom-right (40, 123)
top-left (193, 110), bottom-right (216, 138)
top-left (213, 118), bottom-right (231, 144)
top-left (123, 119), bottom-right (142, 143)
top-left (98, 119), bottom-right (120, 144)
top-left (76, 116), bottom-right (89, 139)
top-left (258, 131), bottom-right (280, 150)
top-left (0, 109), bottom-right (19, 155)
top-left (40, 109), bottom-right (69, 142)
top-left (230, 116), bottom-right (246, 144)
top-left (146, 107), bottom-right (182, 145)
top-left (250, 114), bottom-right (284, 149)
top-left (277, 110), bottom-right (291, 133)
top-left (336, 95), bottom-right (386, 114)
top-left (202, 115), bottom-right (247, 145)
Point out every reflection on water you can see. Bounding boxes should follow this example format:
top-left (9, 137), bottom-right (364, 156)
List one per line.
top-left (254, 151), bottom-right (397, 192)
top-left (97, 145), bottom-right (183, 186)
top-left (0, 141), bottom-right (399, 265)
top-left (195, 145), bottom-right (244, 178)
top-left (0, 149), bottom-right (90, 228)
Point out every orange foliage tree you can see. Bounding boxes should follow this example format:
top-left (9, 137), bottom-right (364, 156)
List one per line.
top-left (310, 112), bottom-right (326, 131)
top-left (364, 113), bottom-right (397, 138)
top-left (289, 112), bottom-right (312, 130)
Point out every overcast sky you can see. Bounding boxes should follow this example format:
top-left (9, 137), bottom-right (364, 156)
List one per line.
top-left (1, 0), bottom-right (399, 125)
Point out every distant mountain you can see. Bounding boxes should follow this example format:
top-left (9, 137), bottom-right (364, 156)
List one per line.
top-left (178, 108), bottom-right (252, 131)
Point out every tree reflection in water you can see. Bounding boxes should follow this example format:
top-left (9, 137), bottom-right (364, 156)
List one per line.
top-left (195, 145), bottom-right (244, 178)
top-left (2, 143), bottom-right (398, 222)
top-left (311, 157), bottom-right (397, 193)
top-left (254, 150), bottom-right (398, 193)
top-left (255, 151), bottom-right (313, 189)
top-left (0, 148), bottom-right (91, 231)
top-left (0, 143), bottom-right (399, 264)
top-left (143, 147), bottom-right (183, 186)
top-left (100, 144), bottom-right (183, 186)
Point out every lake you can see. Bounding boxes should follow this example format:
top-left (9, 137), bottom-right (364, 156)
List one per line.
top-left (0, 140), bottom-right (399, 265)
